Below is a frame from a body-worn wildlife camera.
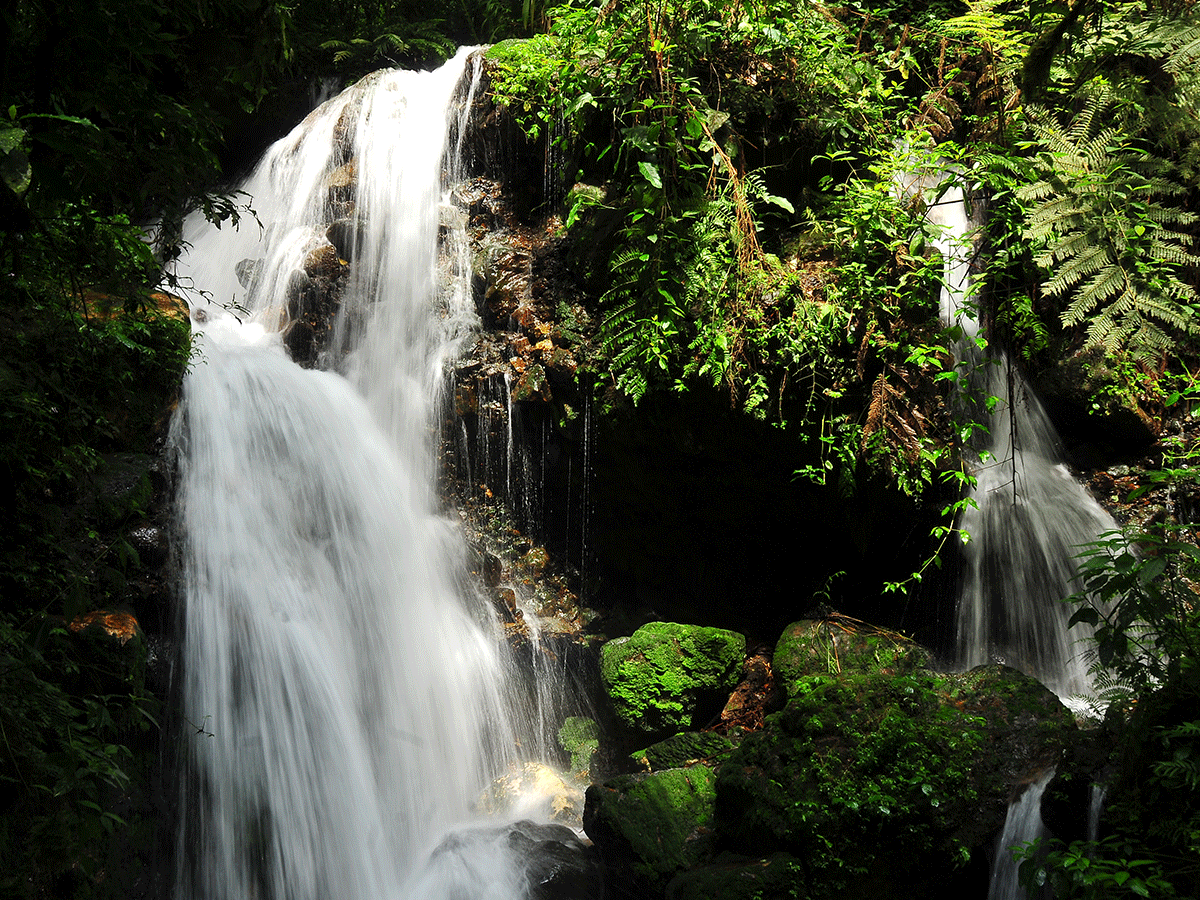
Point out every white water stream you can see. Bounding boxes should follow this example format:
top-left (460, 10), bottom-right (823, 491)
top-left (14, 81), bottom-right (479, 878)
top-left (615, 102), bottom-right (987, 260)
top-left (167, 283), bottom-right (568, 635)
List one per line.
top-left (169, 49), bottom-right (561, 900)
top-left (918, 171), bottom-right (1118, 703)
top-left (987, 768), bottom-right (1055, 900)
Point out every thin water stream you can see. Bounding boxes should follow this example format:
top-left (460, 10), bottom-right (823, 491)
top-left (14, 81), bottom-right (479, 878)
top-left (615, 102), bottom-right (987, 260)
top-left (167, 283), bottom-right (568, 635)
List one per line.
top-left (169, 49), bottom-right (569, 900)
top-left (917, 171), bottom-right (1117, 703)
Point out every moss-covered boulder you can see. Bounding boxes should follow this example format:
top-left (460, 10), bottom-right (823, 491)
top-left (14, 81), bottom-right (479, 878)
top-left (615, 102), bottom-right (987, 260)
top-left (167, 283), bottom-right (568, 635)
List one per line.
top-left (714, 665), bottom-right (1077, 899)
top-left (583, 766), bottom-right (718, 895)
top-left (600, 622), bottom-right (746, 739)
top-left (632, 731), bottom-right (735, 772)
top-left (665, 852), bottom-right (806, 900)
top-left (773, 614), bottom-right (931, 697)
top-left (938, 663), bottom-right (1080, 844)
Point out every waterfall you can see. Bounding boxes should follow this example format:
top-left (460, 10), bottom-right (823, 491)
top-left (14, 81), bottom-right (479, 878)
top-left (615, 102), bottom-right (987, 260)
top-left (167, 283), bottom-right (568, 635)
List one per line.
top-left (988, 768), bottom-right (1055, 900)
top-left (918, 170), bottom-right (1117, 704)
top-left (168, 49), bottom-right (564, 900)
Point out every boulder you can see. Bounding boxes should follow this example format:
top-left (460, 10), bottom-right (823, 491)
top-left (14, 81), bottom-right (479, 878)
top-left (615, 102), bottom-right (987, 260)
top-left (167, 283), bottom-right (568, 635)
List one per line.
top-left (583, 766), bottom-right (717, 895)
top-left (477, 762), bottom-right (584, 827)
top-left (773, 614), bottom-right (931, 697)
top-left (665, 852), bottom-right (806, 900)
top-left (600, 622), bottom-right (746, 739)
top-left (714, 665), bottom-right (1077, 898)
top-left (632, 731), bottom-right (734, 773)
top-left (505, 820), bottom-right (603, 900)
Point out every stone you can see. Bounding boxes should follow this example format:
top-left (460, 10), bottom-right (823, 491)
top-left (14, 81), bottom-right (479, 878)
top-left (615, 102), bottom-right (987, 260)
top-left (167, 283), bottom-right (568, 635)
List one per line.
top-left (327, 159), bottom-right (356, 201)
top-left (558, 717), bottom-right (600, 779)
top-left (772, 614), bottom-right (931, 697)
top-left (326, 217), bottom-right (365, 260)
top-left (600, 622), bottom-right (746, 738)
top-left (235, 257), bottom-right (263, 291)
top-left (303, 242), bottom-right (343, 277)
top-left (583, 766), bottom-right (717, 895)
top-left (715, 664), bottom-right (1077, 898)
top-left (631, 731), bottom-right (734, 772)
top-left (505, 820), bottom-right (603, 900)
top-left (478, 762), bottom-right (584, 827)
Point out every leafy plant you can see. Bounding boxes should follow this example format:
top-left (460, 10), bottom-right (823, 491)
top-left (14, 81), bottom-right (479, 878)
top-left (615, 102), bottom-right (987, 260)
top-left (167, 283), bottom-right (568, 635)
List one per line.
top-left (1019, 80), bottom-right (1200, 360)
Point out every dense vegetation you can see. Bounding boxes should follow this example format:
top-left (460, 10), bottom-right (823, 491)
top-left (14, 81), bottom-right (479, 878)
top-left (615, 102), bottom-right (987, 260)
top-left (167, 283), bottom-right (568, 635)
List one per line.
top-left (1, 0), bottom-right (1198, 896)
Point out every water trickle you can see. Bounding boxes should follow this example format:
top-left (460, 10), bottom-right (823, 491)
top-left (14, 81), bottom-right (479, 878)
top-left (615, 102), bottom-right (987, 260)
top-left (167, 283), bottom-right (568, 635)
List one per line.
top-left (1088, 782), bottom-right (1107, 844)
top-left (988, 768), bottom-right (1055, 900)
top-left (169, 49), bottom-right (573, 900)
top-left (916, 168), bottom-right (1116, 703)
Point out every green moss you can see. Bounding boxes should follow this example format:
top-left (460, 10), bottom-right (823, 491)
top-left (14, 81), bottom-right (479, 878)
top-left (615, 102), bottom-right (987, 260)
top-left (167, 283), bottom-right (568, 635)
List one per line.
top-left (584, 767), bottom-right (718, 892)
top-left (666, 852), bottom-right (807, 900)
top-left (634, 731), bottom-right (735, 772)
top-left (600, 622), bottom-right (746, 737)
top-left (773, 617), bottom-right (931, 698)
top-left (558, 716), bottom-right (600, 777)
top-left (716, 672), bottom-right (985, 897)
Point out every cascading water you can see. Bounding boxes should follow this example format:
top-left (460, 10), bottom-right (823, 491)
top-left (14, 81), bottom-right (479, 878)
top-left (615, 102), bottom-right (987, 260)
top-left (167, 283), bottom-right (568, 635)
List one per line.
top-left (987, 768), bottom-right (1056, 900)
top-left (169, 49), bottom-right (571, 900)
top-left (920, 172), bottom-right (1118, 703)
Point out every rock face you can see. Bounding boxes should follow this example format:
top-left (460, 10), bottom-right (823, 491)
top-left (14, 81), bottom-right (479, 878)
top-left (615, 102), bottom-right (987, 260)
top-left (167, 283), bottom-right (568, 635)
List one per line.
top-left (600, 622), bottom-right (746, 741)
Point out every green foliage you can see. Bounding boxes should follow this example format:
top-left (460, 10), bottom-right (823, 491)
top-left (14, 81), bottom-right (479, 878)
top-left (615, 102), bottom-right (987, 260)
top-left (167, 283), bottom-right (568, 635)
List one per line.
top-left (718, 671), bottom-right (984, 895)
top-left (1067, 528), bottom-right (1200, 696)
top-left (1018, 835), bottom-right (1178, 899)
top-left (1056, 444), bottom-right (1200, 896)
top-left (319, 24), bottom-right (455, 73)
top-left (1019, 81), bottom-right (1200, 360)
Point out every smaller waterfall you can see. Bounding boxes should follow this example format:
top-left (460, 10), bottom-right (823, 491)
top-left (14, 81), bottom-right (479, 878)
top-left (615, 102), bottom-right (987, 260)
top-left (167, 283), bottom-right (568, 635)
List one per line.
top-left (1087, 783), bottom-right (1107, 844)
top-left (988, 768), bottom-right (1055, 900)
top-left (913, 165), bottom-right (1116, 703)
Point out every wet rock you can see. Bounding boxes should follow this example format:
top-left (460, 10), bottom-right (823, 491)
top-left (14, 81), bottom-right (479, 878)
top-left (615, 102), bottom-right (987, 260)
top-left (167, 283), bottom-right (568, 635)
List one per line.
top-left (505, 821), bottom-right (603, 900)
top-left (558, 716), bottom-right (600, 779)
top-left (327, 159), bottom-right (356, 202)
top-left (719, 651), bottom-right (783, 732)
top-left (285, 269), bottom-right (312, 312)
top-left (127, 522), bottom-right (169, 568)
top-left (303, 242), bottom-right (343, 278)
top-left (584, 767), bottom-right (717, 895)
top-left (1036, 345), bottom-right (1159, 462)
top-left (235, 257), bottom-right (263, 291)
top-left (282, 319), bottom-right (316, 361)
top-left (478, 762), bottom-right (585, 826)
top-left (714, 663), bottom-right (1077, 899)
top-left (326, 217), bottom-right (365, 260)
top-left (512, 362), bottom-right (550, 403)
top-left (600, 622), bottom-right (746, 740)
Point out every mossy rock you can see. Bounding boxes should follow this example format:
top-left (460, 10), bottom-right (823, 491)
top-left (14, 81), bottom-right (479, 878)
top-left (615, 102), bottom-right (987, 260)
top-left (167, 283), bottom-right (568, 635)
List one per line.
top-left (938, 663), bottom-right (1079, 838)
top-left (583, 766), bottom-right (717, 895)
top-left (558, 716), bottom-right (600, 778)
top-left (714, 666), bottom-right (1077, 898)
top-left (632, 731), bottom-right (734, 772)
top-left (600, 622), bottom-right (746, 739)
top-left (773, 614), bottom-right (931, 697)
top-left (666, 852), bottom-right (806, 900)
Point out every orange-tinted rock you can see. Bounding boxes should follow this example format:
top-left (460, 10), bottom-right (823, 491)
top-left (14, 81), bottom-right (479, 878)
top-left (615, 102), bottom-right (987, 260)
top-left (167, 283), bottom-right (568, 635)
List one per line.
top-left (69, 609), bottom-right (141, 646)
